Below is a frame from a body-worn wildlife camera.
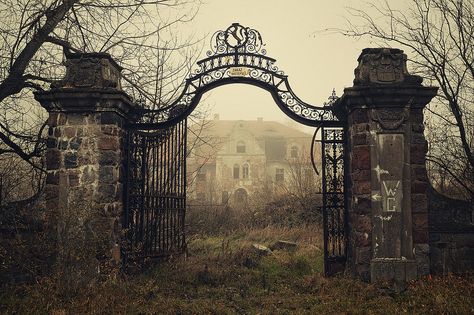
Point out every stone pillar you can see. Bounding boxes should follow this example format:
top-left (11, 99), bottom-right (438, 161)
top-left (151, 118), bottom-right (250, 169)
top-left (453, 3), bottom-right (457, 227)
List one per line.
top-left (34, 53), bottom-right (136, 284)
top-left (335, 48), bottom-right (437, 283)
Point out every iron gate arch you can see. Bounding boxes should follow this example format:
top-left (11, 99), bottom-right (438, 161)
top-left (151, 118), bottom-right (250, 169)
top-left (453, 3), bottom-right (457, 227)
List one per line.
top-left (123, 23), bottom-right (348, 275)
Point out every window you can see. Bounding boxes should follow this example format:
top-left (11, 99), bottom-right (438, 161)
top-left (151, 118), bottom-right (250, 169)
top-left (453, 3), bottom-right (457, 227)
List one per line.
top-left (275, 168), bottom-right (284, 182)
top-left (242, 164), bottom-right (249, 179)
top-left (236, 141), bottom-right (246, 153)
top-left (234, 188), bottom-right (248, 204)
top-left (290, 146), bottom-right (298, 158)
top-left (233, 164), bottom-right (240, 179)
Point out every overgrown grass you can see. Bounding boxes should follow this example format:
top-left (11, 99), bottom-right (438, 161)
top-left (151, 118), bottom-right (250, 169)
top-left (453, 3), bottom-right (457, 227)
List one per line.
top-left (1, 225), bottom-right (473, 314)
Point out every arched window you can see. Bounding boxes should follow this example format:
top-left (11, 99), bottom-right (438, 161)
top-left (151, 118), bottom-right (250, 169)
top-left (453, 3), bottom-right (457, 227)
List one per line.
top-left (242, 163), bottom-right (249, 179)
top-left (233, 164), bottom-right (240, 179)
top-left (234, 188), bottom-right (248, 204)
top-left (290, 145), bottom-right (298, 158)
top-left (236, 141), bottom-right (246, 153)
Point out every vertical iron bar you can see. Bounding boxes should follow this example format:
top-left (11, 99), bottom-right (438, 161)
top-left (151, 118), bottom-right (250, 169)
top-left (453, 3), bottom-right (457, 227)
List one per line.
top-left (322, 127), bottom-right (329, 276)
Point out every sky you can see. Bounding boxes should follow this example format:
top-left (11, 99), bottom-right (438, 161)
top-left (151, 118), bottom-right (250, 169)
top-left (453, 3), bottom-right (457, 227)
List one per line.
top-left (175, 0), bottom-right (406, 131)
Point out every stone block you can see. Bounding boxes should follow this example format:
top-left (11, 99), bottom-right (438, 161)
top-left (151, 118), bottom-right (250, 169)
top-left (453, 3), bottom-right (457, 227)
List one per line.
top-left (99, 166), bottom-right (116, 183)
top-left (429, 233), bottom-right (441, 242)
top-left (78, 151), bottom-right (94, 165)
top-left (67, 114), bottom-right (85, 125)
top-left (103, 203), bottom-right (122, 217)
top-left (99, 151), bottom-right (120, 166)
top-left (44, 184), bottom-right (60, 201)
top-left (58, 113), bottom-right (67, 125)
top-left (64, 152), bottom-right (78, 169)
top-left (352, 133), bottom-right (368, 146)
top-left (411, 165), bottom-right (428, 182)
top-left (63, 126), bottom-right (77, 138)
top-left (353, 195), bottom-right (371, 214)
top-left (46, 137), bottom-right (58, 149)
top-left (81, 166), bottom-right (96, 184)
top-left (350, 109), bottom-right (369, 124)
top-left (53, 128), bottom-right (61, 138)
top-left (101, 125), bottom-right (118, 136)
top-left (353, 180), bottom-right (371, 194)
top-left (413, 213), bottom-right (428, 229)
top-left (115, 183), bottom-right (122, 199)
top-left (356, 246), bottom-right (372, 265)
top-left (352, 123), bottom-right (369, 134)
top-left (46, 149), bottom-right (61, 170)
top-left (98, 184), bottom-right (117, 202)
top-left (68, 171), bottom-right (80, 187)
top-left (415, 244), bottom-right (429, 256)
top-left (352, 214), bottom-right (372, 233)
top-left (351, 146), bottom-right (371, 170)
top-left (371, 259), bottom-right (417, 283)
top-left (415, 244), bottom-right (430, 276)
top-left (98, 137), bottom-right (119, 151)
top-left (59, 140), bottom-right (69, 150)
top-left (46, 172), bottom-right (59, 185)
top-left (413, 229), bottom-right (429, 244)
top-left (70, 137), bottom-right (82, 150)
top-left (411, 181), bottom-right (428, 194)
top-left (354, 231), bottom-right (371, 247)
top-left (351, 169), bottom-right (370, 182)
top-left (411, 194), bottom-right (428, 213)
top-left (100, 112), bottom-right (122, 125)
top-left (412, 123), bottom-right (424, 133)
top-left (411, 133), bottom-right (426, 144)
top-left (48, 113), bottom-right (59, 126)
top-left (410, 143), bottom-right (427, 165)
top-left (355, 263), bottom-right (370, 282)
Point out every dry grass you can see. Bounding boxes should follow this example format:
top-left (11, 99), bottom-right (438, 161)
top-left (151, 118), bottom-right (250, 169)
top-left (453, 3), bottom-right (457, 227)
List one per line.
top-left (1, 225), bottom-right (473, 314)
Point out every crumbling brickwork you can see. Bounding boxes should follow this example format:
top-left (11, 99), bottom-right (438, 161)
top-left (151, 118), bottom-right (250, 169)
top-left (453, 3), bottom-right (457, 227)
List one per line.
top-left (35, 53), bottom-right (136, 284)
top-left (336, 48), bottom-right (437, 283)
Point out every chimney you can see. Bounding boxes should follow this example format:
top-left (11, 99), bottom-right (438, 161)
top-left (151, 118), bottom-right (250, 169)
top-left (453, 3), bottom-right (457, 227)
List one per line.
top-left (257, 117), bottom-right (263, 122)
top-left (214, 114), bottom-right (220, 121)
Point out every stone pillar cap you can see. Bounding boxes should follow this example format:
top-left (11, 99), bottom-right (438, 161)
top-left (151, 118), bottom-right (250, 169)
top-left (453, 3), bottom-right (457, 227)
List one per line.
top-left (52, 52), bottom-right (123, 90)
top-left (64, 52), bottom-right (123, 71)
top-left (354, 48), bottom-right (423, 86)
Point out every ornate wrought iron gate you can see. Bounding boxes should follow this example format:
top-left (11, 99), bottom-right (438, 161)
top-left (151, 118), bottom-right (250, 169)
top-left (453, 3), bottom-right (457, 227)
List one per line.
top-left (122, 23), bottom-right (348, 274)
top-left (123, 119), bottom-right (187, 263)
top-left (321, 127), bottom-right (347, 276)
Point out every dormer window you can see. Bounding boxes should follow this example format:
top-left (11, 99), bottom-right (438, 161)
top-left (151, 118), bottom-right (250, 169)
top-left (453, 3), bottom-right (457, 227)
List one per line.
top-left (236, 141), bottom-right (246, 153)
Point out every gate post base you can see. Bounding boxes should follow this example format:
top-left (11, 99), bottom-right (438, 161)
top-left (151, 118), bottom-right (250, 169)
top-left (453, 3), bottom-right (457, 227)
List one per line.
top-left (34, 52), bottom-right (136, 288)
top-left (335, 48), bottom-right (437, 283)
top-left (370, 258), bottom-right (417, 283)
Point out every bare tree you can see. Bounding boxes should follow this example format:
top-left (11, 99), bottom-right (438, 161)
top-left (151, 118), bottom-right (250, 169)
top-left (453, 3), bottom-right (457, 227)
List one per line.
top-left (0, 0), bottom-right (202, 202)
top-left (340, 0), bottom-right (474, 200)
top-left (279, 147), bottom-right (322, 210)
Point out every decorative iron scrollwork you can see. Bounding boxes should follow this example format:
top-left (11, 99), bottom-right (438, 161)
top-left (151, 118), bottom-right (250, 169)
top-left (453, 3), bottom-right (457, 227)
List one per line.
top-left (134, 23), bottom-right (341, 129)
top-left (208, 23), bottom-right (266, 56)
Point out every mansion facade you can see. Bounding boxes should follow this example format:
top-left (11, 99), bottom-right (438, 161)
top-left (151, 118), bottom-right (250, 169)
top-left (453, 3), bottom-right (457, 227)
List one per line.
top-left (187, 116), bottom-right (316, 205)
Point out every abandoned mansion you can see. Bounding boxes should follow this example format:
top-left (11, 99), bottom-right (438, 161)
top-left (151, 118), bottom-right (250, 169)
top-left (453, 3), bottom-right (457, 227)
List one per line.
top-left (187, 115), bottom-right (317, 205)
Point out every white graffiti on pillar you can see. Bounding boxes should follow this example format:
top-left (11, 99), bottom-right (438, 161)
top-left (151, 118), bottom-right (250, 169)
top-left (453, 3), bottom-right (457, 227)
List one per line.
top-left (382, 180), bottom-right (401, 212)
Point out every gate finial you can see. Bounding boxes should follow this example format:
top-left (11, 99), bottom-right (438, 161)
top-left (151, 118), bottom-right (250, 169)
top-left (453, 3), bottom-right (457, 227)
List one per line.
top-left (208, 23), bottom-right (266, 56)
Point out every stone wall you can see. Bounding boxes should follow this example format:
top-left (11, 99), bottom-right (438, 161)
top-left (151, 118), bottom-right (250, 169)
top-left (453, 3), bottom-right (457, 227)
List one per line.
top-left (429, 187), bottom-right (474, 274)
